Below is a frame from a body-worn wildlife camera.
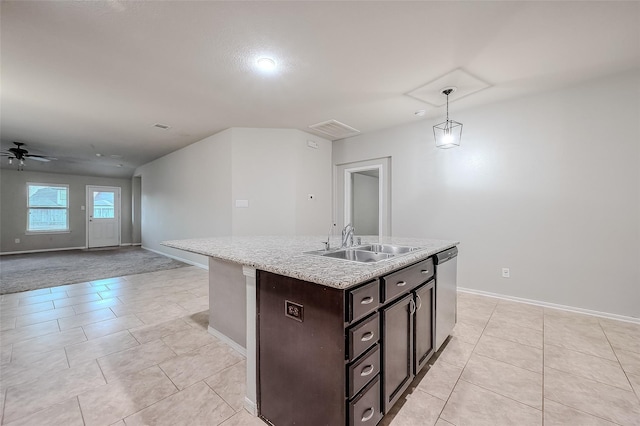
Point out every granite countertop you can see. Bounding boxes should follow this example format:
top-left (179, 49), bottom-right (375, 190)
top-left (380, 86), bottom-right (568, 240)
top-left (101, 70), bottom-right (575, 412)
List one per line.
top-left (162, 236), bottom-right (458, 290)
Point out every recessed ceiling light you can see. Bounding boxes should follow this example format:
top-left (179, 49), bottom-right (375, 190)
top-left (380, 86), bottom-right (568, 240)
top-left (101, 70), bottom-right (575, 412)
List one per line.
top-left (110, 154), bottom-right (123, 159)
top-left (153, 123), bottom-right (171, 130)
top-left (415, 110), bottom-right (426, 117)
top-left (256, 57), bottom-right (276, 71)
top-left (96, 153), bottom-right (103, 157)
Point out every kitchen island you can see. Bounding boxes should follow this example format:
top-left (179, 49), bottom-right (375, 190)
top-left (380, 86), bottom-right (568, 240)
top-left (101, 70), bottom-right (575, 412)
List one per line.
top-left (163, 236), bottom-right (458, 425)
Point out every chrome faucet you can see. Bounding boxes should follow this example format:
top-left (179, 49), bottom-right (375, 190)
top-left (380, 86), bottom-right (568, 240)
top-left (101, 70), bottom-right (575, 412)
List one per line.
top-left (341, 223), bottom-right (355, 248)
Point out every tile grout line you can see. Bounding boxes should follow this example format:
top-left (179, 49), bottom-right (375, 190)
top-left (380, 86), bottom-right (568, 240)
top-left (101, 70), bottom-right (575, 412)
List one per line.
top-left (597, 319), bottom-right (640, 402)
top-left (469, 350), bottom-right (542, 375)
top-left (1, 387), bottom-right (7, 425)
top-left (75, 396), bottom-right (87, 426)
top-left (437, 300), bottom-right (500, 424)
top-left (542, 397), bottom-right (626, 426)
top-left (545, 364), bottom-right (639, 394)
top-left (543, 339), bottom-right (621, 363)
top-left (456, 377), bottom-right (543, 413)
top-left (202, 378), bottom-right (241, 421)
top-left (106, 364), bottom-right (179, 424)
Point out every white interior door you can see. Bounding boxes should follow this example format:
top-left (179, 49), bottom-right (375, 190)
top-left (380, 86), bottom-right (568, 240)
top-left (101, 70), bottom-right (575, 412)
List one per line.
top-left (87, 185), bottom-right (121, 248)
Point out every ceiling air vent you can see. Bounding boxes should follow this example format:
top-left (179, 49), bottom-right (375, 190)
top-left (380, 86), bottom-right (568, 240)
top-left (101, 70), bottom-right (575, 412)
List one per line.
top-left (153, 123), bottom-right (171, 130)
top-left (308, 119), bottom-right (360, 140)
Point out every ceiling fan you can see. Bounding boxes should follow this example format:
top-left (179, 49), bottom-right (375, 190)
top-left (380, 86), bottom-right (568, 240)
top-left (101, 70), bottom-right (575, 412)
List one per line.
top-left (1, 142), bottom-right (57, 169)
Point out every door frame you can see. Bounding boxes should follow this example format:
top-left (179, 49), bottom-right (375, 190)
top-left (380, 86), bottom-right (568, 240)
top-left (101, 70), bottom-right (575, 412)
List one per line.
top-left (344, 165), bottom-right (383, 236)
top-left (334, 157), bottom-right (391, 236)
top-left (86, 185), bottom-right (121, 248)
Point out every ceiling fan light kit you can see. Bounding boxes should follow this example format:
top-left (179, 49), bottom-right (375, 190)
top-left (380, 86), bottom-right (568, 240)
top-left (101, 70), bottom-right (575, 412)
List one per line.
top-left (433, 87), bottom-right (463, 149)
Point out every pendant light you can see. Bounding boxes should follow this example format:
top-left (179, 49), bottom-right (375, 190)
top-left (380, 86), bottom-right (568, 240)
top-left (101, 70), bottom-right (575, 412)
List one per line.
top-left (433, 87), bottom-right (462, 149)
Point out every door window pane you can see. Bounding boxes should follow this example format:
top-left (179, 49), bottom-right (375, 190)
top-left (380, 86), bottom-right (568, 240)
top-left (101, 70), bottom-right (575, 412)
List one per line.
top-left (93, 191), bottom-right (115, 219)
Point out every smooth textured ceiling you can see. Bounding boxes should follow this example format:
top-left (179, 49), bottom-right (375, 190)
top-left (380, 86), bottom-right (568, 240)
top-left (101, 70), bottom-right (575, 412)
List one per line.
top-left (1, 1), bottom-right (639, 178)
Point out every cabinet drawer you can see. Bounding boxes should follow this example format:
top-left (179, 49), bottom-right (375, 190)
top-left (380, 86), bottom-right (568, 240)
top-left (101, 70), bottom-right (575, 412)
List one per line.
top-left (382, 258), bottom-right (434, 302)
top-left (348, 280), bottom-right (380, 324)
top-left (349, 375), bottom-right (383, 426)
top-left (348, 313), bottom-right (379, 361)
top-left (348, 344), bottom-right (380, 399)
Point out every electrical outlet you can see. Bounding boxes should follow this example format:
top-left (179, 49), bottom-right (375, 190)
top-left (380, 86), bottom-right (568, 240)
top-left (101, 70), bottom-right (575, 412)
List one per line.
top-left (501, 268), bottom-right (510, 278)
top-left (307, 194), bottom-right (315, 200)
top-left (15, 238), bottom-right (20, 244)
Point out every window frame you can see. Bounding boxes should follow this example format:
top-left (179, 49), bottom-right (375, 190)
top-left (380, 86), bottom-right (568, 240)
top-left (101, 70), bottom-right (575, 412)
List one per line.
top-left (26, 182), bottom-right (70, 234)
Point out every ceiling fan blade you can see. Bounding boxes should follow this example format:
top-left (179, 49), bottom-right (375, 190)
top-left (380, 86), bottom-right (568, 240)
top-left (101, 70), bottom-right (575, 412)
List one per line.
top-left (27, 156), bottom-right (53, 162)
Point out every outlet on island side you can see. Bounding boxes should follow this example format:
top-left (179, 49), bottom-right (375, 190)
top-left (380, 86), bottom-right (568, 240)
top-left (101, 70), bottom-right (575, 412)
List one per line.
top-left (15, 238), bottom-right (20, 244)
top-left (501, 268), bottom-right (510, 278)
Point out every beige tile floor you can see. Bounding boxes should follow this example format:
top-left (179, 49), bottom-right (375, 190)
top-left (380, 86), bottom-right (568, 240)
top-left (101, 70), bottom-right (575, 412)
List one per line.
top-left (1, 267), bottom-right (639, 425)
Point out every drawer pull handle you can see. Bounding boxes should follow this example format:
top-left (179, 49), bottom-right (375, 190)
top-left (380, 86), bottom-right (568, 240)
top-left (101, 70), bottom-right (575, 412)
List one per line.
top-left (360, 365), bottom-right (374, 376)
top-left (360, 297), bottom-right (374, 305)
top-left (361, 408), bottom-right (374, 422)
top-left (396, 281), bottom-right (407, 287)
top-left (421, 270), bottom-right (430, 275)
top-left (361, 332), bottom-right (374, 342)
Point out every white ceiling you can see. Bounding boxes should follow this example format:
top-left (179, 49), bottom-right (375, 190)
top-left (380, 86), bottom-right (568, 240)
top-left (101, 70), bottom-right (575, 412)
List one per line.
top-left (1, 1), bottom-right (639, 178)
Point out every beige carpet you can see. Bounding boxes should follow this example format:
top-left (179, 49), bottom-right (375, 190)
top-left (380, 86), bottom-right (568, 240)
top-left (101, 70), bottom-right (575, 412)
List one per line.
top-left (0, 247), bottom-right (188, 294)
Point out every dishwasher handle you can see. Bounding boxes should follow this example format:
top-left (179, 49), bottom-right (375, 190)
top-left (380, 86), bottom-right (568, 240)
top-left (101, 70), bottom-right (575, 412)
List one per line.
top-left (435, 246), bottom-right (458, 264)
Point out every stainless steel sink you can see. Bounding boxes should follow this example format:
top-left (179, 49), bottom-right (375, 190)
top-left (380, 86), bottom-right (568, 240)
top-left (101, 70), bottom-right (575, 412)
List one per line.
top-left (321, 249), bottom-right (393, 263)
top-left (304, 243), bottom-right (421, 263)
top-left (357, 244), bottom-right (419, 255)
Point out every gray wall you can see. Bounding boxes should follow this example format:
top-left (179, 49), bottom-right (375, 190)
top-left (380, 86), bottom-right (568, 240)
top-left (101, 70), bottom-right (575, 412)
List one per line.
top-left (333, 70), bottom-right (640, 319)
top-left (135, 129), bottom-right (234, 266)
top-left (0, 169), bottom-right (133, 253)
top-left (134, 127), bottom-right (332, 267)
top-left (230, 128), bottom-right (332, 236)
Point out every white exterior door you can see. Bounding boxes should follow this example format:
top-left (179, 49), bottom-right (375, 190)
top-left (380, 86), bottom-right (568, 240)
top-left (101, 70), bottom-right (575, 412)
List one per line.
top-left (87, 185), bottom-right (121, 248)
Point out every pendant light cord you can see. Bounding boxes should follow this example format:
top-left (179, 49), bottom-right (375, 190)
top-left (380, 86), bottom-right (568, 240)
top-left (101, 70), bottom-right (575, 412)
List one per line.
top-left (446, 93), bottom-right (449, 122)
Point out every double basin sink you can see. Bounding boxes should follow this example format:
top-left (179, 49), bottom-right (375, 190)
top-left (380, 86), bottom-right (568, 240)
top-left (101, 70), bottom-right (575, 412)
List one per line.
top-left (305, 244), bottom-right (420, 264)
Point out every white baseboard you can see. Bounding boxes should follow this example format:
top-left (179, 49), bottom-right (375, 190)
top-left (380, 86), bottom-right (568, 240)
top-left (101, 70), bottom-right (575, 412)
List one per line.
top-left (142, 246), bottom-right (208, 270)
top-left (244, 397), bottom-right (258, 416)
top-left (458, 287), bottom-right (640, 325)
top-left (0, 246), bottom-right (86, 256)
top-left (207, 325), bottom-right (247, 357)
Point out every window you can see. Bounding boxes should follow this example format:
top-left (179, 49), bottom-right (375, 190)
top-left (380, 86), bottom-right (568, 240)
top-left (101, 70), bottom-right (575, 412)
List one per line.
top-left (27, 183), bottom-right (69, 232)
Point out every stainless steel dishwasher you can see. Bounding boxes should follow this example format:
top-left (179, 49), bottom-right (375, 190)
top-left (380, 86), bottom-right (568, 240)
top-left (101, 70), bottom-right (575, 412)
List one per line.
top-left (434, 246), bottom-right (458, 351)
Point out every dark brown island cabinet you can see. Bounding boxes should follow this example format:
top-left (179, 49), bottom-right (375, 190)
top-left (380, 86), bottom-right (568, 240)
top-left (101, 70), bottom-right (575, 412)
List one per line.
top-left (258, 257), bottom-right (437, 426)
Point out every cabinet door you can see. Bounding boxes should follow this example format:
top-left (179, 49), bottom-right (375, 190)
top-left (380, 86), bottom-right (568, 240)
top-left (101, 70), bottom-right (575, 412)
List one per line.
top-left (414, 281), bottom-right (435, 375)
top-left (381, 293), bottom-right (414, 414)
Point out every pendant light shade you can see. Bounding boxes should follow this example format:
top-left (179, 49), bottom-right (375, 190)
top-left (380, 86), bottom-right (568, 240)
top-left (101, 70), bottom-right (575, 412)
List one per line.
top-left (433, 88), bottom-right (462, 149)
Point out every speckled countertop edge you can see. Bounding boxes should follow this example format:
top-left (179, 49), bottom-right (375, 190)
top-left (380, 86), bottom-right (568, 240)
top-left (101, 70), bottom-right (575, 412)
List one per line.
top-left (162, 236), bottom-right (459, 290)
